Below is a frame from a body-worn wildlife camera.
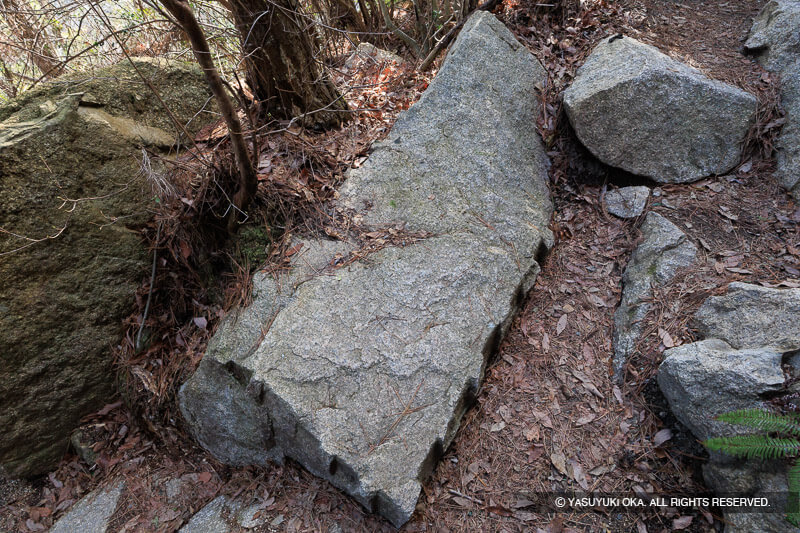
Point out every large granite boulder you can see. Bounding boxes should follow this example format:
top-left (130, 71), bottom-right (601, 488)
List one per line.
top-left (772, 66), bottom-right (800, 198)
top-left (563, 36), bottom-right (757, 183)
top-left (745, 0), bottom-right (800, 199)
top-left (658, 283), bottom-right (800, 533)
top-left (612, 212), bottom-right (697, 379)
top-left (0, 58), bottom-right (215, 477)
top-left (179, 12), bottom-right (553, 527)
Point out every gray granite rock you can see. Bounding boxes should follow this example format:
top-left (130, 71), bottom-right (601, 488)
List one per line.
top-left (613, 212), bottom-right (697, 378)
top-left (657, 339), bottom-right (784, 442)
top-left (179, 11), bottom-right (552, 527)
top-left (564, 35), bottom-right (756, 183)
top-left (656, 281), bottom-right (800, 533)
top-left (745, 1), bottom-right (800, 199)
top-left (745, 0), bottom-right (800, 73)
top-left (178, 493), bottom-right (268, 532)
top-left (345, 43), bottom-right (403, 69)
top-left (605, 186), bottom-right (649, 218)
top-left (775, 62), bottom-right (800, 198)
top-left (694, 282), bottom-right (800, 353)
top-left (180, 496), bottom-right (236, 533)
top-left (704, 461), bottom-right (799, 533)
top-left (50, 480), bottom-right (125, 533)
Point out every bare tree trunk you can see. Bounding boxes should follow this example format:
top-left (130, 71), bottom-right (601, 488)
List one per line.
top-left (1, 0), bottom-right (62, 78)
top-left (0, 54), bottom-right (17, 98)
top-left (325, 0), bottom-right (365, 36)
top-left (159, 0), bottom-right (257, 232)
top-left (227, 0), bottom-right (348, 128)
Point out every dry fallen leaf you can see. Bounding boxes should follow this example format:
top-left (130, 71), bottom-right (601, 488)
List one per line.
top-left (490, 421), bottom-right (506, 432)
top-left (658, 328), bottom-right (675, 348)
top-left (550, 452), bottom-right (568, 476)
top-left (556, 314), bottom-right (568, 335)
top-left (653, 428), bottom-right (673, 446)
top-left (524, 426), bottom-right (540, 442)
top-left (672, 515), bottom-right (693, 530)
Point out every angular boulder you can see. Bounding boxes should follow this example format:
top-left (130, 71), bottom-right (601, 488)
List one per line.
top-left (773, 65), bottom-right (800, 198)
top-left (745, 0), bottom-right (800, 199)
top-left (179, 12), bottom-right (553, 526)
top-left (657, 339), bottom-right (784, 442)
top-left (657, 282), bottom-right (800, 533)
top-left (694, 282), bottom-right (800, 352)
top-left (613, 212), bottom-right (697, 378)
top-left (0, 58), bottom-right (215, 477)
top-left (745, 0), bottom-right (800, 73)
top-left (563, 36), bottom-right (757, 183)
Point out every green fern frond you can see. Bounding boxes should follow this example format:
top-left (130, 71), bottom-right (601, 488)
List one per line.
top-left (790, 461), bottom-right (800, 494)
top-left (788, 461), bottom-right (800, 526)
top-left (703, 435), bottom-right (800, 460)
top-left (714, 408), bottom-right (800, 436)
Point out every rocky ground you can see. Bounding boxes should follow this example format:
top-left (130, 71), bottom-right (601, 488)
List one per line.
top-left (4, 0), bottom-right (800, 532)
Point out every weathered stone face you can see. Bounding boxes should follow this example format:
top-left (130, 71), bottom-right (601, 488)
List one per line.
top-left (612, 212), bottom-right (697, 379)
top-left (694, 282), bottom-right (800, 353)
top-left (49, 480), bottom-right (125, 533)
top-left (745, 0), bottom-right (800, 200)
top-left (704, 461), bottom-right (797, 533)
top-left (563, 36), bottom-right (757, 184)
top-left (178, 12), bottom-right (553, 527)
top-left (0, 58), bottom-right (215, 477)
top-left (745, 0), bottom-right (800, 73)
top-left (657, 282), bottom-right (800, 533)
top-left (657, 339), bottom-right (784, 442)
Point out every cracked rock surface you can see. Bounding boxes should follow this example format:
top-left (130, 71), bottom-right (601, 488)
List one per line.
top-left (178, 12), bottom-right (553, 526)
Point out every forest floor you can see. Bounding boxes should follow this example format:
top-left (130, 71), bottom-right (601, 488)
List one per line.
top-left (4, 0), bottom-right (800, 532)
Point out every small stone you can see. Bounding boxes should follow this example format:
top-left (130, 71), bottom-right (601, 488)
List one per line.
top-left (164, 478), bottom-right (184, 505)
top-left (236, 503), bottom-right (267, 529)
top-left (180, 496), bottom-right (239, 533)
top-left (69, 430), bottom-right (98, 467)
top-left (344, 42), bottom-right (403, 69)
top-left (605, 186), bottom-right (649, 218)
